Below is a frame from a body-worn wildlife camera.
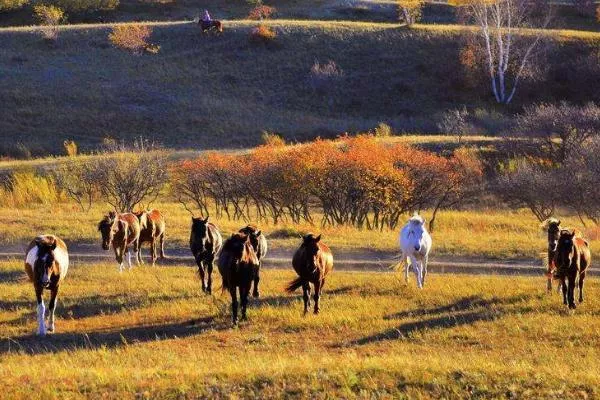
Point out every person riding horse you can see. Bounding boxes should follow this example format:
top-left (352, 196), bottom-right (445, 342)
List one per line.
top-left (199, 9), bottom-right (223, 33)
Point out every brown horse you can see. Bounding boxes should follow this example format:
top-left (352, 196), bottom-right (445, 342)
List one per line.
top-left (554, 229), bottom-right (591, 309)
top-left (239, 225), bottom-right (267, 298)
top-left (98, 211), bottom-right (141, 272)
top-left (286, 234), bottom-right (333, 315)
top-left (134, 209), bottom-right (166, 266)
top-left (199, 19), bottom-right (223, 33)
top-left (24, 235), bottom-right (69, 336)
top-left (218, 233), bottom-right (259, 324)
top-left (544, 218), bottom-right (562, 292)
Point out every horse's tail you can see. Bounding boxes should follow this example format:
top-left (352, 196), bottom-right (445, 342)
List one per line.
top-left (389, 253), bottom-right (406, 271)
top-left (285, 277), bottom-right (304, 293)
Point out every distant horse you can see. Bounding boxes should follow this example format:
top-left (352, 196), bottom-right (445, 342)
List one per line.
top-left (543, 218), bottom-right (562, 292)
top-left (398, 214), bottom-right (432, 289)
top-left (239, 225), bottom-right (267, 298)
top-left (286, 234), bottom-right (333, 315)
top-left (190, 216), bottom-right (223, 294)
top-left (24, 235), bottom-right (69, 336)
top-left (218, 232), bottom-right (260, 324)
top-left (555, 229), bottom-right (591, 309)
top-left (134, 209), bottom-right (166, 266)
top-left (199, 19), bottom-right (223, 34)
top-left (98, 211), bottom-right (141, 272)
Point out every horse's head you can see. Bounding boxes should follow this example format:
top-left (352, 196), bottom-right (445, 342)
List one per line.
top-left (545, 218), bottom-right (561, 253)
top-left (98, 212), bottom-right (121, 251)
top-left (240, 225), bottom-right (262, 254)
top-left (556, 230), bottom-right (576, 270)
top-left (192, 216), bottom-right (211, 253)
top-left (301, 233), bottom-right (322, 268)
top-left (406, 215), bottom-right (428, 252)
top-left (226, 233), bottom-right (258, 265)
top-left (34, 238), bottom-right (58, 288)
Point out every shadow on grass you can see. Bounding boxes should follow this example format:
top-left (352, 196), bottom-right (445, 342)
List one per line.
top-left (347, 294), bottom-right (533, 347)
top-left (251, 286), bottom-right (354, 309)
top-left (0, 269), bottom-right (26, 284)
top-left (0, 315), bottom-right (227, 355)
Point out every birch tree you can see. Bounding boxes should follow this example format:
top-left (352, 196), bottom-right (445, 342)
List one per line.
top-left (454, 0), bottom-right (552, 104)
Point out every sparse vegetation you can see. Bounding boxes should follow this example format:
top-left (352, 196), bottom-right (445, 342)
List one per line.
top-left (54, 0), bottom-right (118, 12)
top-left (109, 24), bottom-right (159, 55)
top-left (33, 4), bottom-right (65, 43)
top-left (0, 0), bottom-right (26, 11)
top-left (249, 24), bottom-right (277, 44)
top-left (308, 59), bottom-right (344, 91)
top-left (397, 0), bottom-right (424, 26)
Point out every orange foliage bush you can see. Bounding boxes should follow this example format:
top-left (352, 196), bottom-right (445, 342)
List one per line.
top-left (172, 135), bottom-right (483, 229)
top-left (109, 25), bottom-right (159, 55)
top-left (249, 25), bottom-right (277, 44)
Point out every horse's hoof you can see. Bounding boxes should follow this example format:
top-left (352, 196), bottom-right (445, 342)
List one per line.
top-left (313, 309), bottom-right (320, 315)
top-left (579, 298), bottom-right (584, 303)
top-left (47, 326), bottom-right (54, 332)
top-left (569, 303), bottom-right (577, 310)
top-left (241, 315), bottom-right (248, 321)
top-left (253, 291), bottom-right (259, 298)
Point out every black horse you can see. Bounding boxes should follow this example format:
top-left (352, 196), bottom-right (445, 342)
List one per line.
top-left (199, 19), bottom-right (223, 34)
top-left (239, 225), bottom-right (267, 298)
top-left (218, 233), bottom-right (259, 324)
top-left (190, 217), bottom-right (222, 294)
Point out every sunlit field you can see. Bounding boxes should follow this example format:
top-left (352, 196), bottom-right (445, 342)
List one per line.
top-left (1, 261), bottom-right (599, 398)
top-left (0, 201), bottom-right (596, 261)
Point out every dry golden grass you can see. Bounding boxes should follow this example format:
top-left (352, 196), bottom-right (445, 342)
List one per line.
top-left (1, 261), bottom-right (599, 398)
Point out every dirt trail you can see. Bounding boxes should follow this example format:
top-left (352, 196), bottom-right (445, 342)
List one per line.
top-left (0, 244), bottom-right (544, 276)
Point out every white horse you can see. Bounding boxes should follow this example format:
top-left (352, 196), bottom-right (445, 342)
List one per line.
top-left (398, 214), bottom-right (432, 289)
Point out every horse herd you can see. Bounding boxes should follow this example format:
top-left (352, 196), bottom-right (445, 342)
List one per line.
top-left (22, 212), bottom-right (589, 337)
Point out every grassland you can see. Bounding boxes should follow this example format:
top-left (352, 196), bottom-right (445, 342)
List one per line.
top-left (1, 261), bottom-right (599, 398)
top-left (0, 200), bottom-right (597, 261)
top-left (1, 20), bottom-right (599, 156)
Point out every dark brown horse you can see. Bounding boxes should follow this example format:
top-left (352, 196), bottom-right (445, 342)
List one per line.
top-left (218, 233), bottom-right (259, 324)
top-left (24, 235), bottom-right (69, 336)
top-left (199, 19), bottom-right (223, 33)
top-left (554, 229), bottom-right (591, 309)
top-left (134, 209), bottom-right (166, 266)
top-left (190, 216), bottom-right (222, 294)
top-left (98, 211), bottom-right (141, 272)
top-left (286, 234), bottom-right (333, 315)
top-left (239, 225), bottom-right (267, 298)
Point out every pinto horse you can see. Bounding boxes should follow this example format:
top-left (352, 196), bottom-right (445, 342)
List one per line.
top-left (398, 214), bottom-right (432, 289)
top-left (555, 229), bottom-right (591, 309)
top-left (190, 216), bottom-right (223, 294)
top-left (134, 209), bottom-right (166, 266)
top-left (199, 19), bottom-right (223, 34)
top-left (218, 233), bottom-right (259, 324)
top-left (286, 234), bottom-right (333, 315)
top-left (239, 225), bottom-right (267, 298)
top-left (24, 235), bottom-right (69, 336)
top-left (98, 211), bottom-right (141, 272)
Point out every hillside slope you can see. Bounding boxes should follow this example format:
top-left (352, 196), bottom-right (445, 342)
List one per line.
top-left (1, 20), bottom-right (599, 155)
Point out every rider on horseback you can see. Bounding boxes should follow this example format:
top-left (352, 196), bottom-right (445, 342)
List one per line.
top-left (202, 10), bottom-right (212, 23)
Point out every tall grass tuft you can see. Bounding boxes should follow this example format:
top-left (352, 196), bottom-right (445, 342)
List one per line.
top-left (0, 172), bottom-right (62, 207)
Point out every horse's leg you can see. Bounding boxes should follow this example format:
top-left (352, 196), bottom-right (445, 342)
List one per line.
top-left (150, 238), bottom-right (156, 266)
top-left (561, 278), bottom-right (568, 305)
top-left (578, 270), bottom-right (586, 303)
top-left (114, 246), bottom-right (123, 273)
top-left (134, 239), bottom-right (141, 266)
top-left (302, 282), bottom-right (311, 315)
top-left (230, 286), bottom-right (239, 325)
top-left (422, 254), bottom-right (429, 286)
top-left (159, 233), bottom-right (166, 259)
top-left (35, 285), bottom-right (46, 336)
top-left (206, 258), bottom-right (213, 295)
top-left (197, 257), bottom-right (206, 293)
top-left (567, 274), bottom-right (576, 309)
top-left (127, 247), bottom-right (133, 270)
top-left (241, 280), bottom-right (251, 321)
top-left (313, 279), bottom-right (323, 314)
top-left (252, 260), bottom-right (261, 298)
top-left (47, 286), bottom-right (59, 332)
top-left (410, 255), bottom-right (422, 288)
top-left (402, 252), bottom-right (410, 284)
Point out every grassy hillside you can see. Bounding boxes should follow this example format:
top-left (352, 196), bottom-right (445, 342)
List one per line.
top-left (1, 20), bottom-right (599, 156)
top-left (1, 262), bottom-right (599, 398)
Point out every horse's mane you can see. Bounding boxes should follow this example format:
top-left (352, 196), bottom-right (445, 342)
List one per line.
top-left (541, 217), bottom-right (560, 230)
top-left (408, 214), bottom-right (424, 225)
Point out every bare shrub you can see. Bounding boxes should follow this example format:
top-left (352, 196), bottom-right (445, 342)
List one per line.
top-left (109, 25), bottom-right (159, 55)
top-left (248, 4), bottom-right (275, 20)
top-left (308, 60), bottom-right (343, 91)
top-left (261, 131), bottom-right (286, 146)
top-left (437, 107), bottom-right (472, 137)
top-left (33, 4), bottom-right (65, 42)
top-left (53, 159), bottom-right (100, 211)
top-left (397, 0), bottom-right (424, 26)
top-left (373, 122), bottom-right (392, 138)
top-left (63, 140), bottom-right (77, 156)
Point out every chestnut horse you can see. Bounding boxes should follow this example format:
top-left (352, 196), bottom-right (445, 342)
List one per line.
top-left (543, 218), bottom-right (562, 292)
top-left (134, 209), bottom-right (166, 266)
top-left (218, 233), bottom-right (259, 324)
top-left (199, 19), bottom-right (223, 33)
top-left (239, 225), bottom-right (267, 298)
top-left (554, 229), bottom-right (591, 309)
top-left (24, 235), bottom-right (69, 336)
top-left (286, 234), bottom-right (333, 315)
top-left (98, 211), bottom-right (141, 272)
top-left (190, 216), bottom-right (222, 294)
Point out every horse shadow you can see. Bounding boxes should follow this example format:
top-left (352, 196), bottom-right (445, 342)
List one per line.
top-left (0, 269), bottom-right (26, 284)
top-left (0, 315), bottom-right (227, 356)
top-left (346, 294), bottom-right (533, 347)
top-left (250, 286), bottom-right (354, 309)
